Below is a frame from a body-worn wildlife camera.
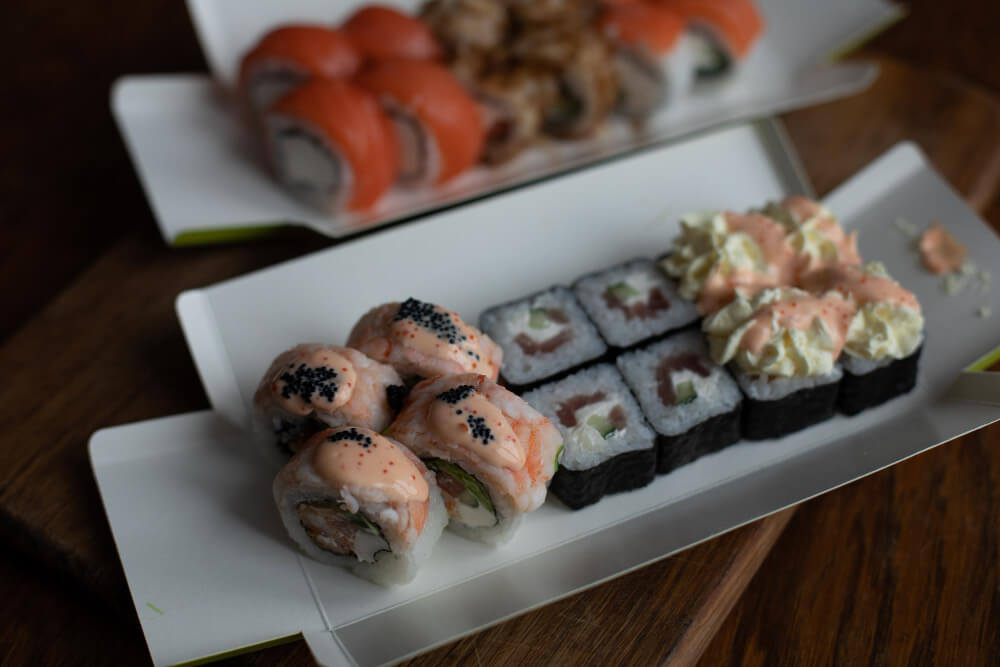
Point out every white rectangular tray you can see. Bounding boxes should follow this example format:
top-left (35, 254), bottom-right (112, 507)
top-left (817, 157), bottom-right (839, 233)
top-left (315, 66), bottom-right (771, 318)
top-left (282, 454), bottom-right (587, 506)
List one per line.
top-left (112, 0), bottom-right (900, 244)
top-left (94, 125), bottom-right (1000, 666)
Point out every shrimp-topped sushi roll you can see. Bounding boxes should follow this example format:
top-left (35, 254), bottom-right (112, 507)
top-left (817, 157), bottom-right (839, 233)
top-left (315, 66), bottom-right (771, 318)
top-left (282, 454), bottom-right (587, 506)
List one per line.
top-left (660, 210), bottom-right (797, 314)
top-left (703, 287), bottom-right (855, 439)
top-left (480, 286), bottom-right (608, 391)
top-left (655, 0), bottom-right (764, 78)
top-left (274, 427), bottom-right (446, 586)
top-left (357, 60), bottom-right (484, 185)
top-left (617, 330), bottom-right (742, 474)
top-left (265, 79), bottom-right (398, 212)
top-left (524, 364), bottom-right (657, 509)
top-left (347, 298), bottom-right (502, 382)
top-left (389, 374), bottom-right (562, 544)
top-left (801, 262), bottom-right (924, 415)
top-left (573, 258), bottom-right (699, 350)
top-left (252, 344), bottom-right (406, 462)
top-left (596, 3), bottom-right (698, 117)
top-left (759, 196), bottom-right (862, 276)
top-left (341, 5), bottom-right (443, 62)
top-left (238, 25), bottom-right (362, 113)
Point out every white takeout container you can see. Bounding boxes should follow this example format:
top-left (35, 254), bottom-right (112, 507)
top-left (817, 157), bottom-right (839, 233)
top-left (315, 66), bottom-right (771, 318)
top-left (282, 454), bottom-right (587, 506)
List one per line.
top-left (111, 0), bottom-right (901, 244)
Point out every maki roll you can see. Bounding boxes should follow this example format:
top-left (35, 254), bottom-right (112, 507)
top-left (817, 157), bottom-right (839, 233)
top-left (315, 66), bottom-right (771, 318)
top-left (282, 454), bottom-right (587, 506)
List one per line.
top-left (264, 79), bottom-right (399, 212)
top-left (801, 262), bottom-right (925, 415)
top-left (252, 344), bottom-right (405, 462)
top-left (473, 66), bottom-right (557, 164)
top-left (573, 257), bottom-right (699, 350)
top-left (480, 286), bottom-right (607, 391)
top-left (596, 3), bottom-right (698, 118)
top-left (654, 0), bottom-right (764, 78)
top-left (347, 298), bottom-right (503, 382)
top-left (357, 60), bottom-right (484, 185)
top-left (703, 287), bottom-right (855, 439)
top-left (341, 5), bottom-right (443, 62)
top-left (238, 25), bottom-right (362, 113)
top-left (274, 427), bottom-right (447, 586)
top-left (617, 330), bottom-right (742, 474)
top-left (389, 374), bottom-right (562, 544)
top-left (524, 364), bottom-right (657, 509)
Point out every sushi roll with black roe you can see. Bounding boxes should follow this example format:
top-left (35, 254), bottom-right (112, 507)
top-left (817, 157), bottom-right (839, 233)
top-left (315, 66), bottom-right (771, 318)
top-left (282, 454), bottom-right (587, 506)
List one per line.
top-left (617, 330), bottom-right (742, 474)
top-left (389, 374), bottom-right (562, 544)
top-left (274, 426), bottom-right (447, 586)
top-left (524, 364), bottom-right (657, 509)
top-left (480, 285), bottom-right (607, 391)
top-left (703, 287), bottom-right (854, 439)
top-left (573, 257), bottom-right (699, 350)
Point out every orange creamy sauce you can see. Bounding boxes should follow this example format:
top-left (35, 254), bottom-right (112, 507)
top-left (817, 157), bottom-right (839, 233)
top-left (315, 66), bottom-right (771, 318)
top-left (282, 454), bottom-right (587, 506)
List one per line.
top-left (429, 384), bottom-right (526, 470)
top-left (313, 427), bottom-right (429, 503)
top-left (390, 299), bottom-right (485, 372)
top-left (739, 292), bottom-right (856, 358)
top-left (919, 222), bottom-right (967, 275)
top-left (273, 348), bottom-right (357, 415)
top-left (801, 265), bottom-right (920, 313)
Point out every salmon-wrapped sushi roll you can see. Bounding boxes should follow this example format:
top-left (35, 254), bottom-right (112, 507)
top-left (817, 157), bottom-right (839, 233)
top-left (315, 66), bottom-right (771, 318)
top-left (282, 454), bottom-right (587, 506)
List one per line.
top-left (265, 79), bottom-right (399, 212)
top-left (347, 298), bottom-right (503, 382)
top-left (252, 344), bottom-right (406, 461)
top-left (654, 0), bottom-right (764, 77)
top-left (341, 5), bottom-right (443, 62)
top-left (239, 25), bottom-right (362, 113)
top-left (389, 374), bottom-right (562, 544)
top-left (274, 427), bottom-right (447, 585)
top-left (357, 60), bottom-right (484, 185)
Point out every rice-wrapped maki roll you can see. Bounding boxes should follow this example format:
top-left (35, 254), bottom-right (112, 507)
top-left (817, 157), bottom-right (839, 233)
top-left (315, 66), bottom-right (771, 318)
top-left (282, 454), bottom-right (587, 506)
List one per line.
top-left (264, 79), bottom-right (399, 212)
top-left (389, 374), bottom-right (562, 544)
top-left (703, 287), bottom-right (855, 439)
top-left (347, 298), bottom-right (502, 382)
top-left (801, 262), bottom-right (924, 415)
top-left (480, 286), bottom-right (607, 391)
top-left (596, 3), bottom-right (698, 118)
top-left (660, 210), bottom-right (796, 315)
top-left (573, 257), bottom-right (699, 350)
top-left (274, 426), bottom-right (447, 586)
top-left (524, 364), bottom-right (657, 509)
top-left (655, 0), bottom-right (764, 79)
top-left (238, 25), bottom-right (362, 113)
top-left (617, 330), bottom-right (741, 474)
top-left (252, 344), bottom-right (406, 462)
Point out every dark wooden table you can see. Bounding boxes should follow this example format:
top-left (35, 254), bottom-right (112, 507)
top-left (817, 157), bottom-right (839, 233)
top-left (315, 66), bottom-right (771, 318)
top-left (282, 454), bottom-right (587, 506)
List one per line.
top-left (2, 1), bottom-right (999, 664)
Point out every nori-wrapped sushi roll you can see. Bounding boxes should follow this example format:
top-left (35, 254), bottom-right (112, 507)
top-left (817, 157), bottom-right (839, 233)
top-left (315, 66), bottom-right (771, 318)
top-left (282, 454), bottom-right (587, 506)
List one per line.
top-left (617, 330), bottom-right (742, 473)
top-left (480, 286), bottom-right (607, 391)
top-left (732, 365), bottom-right (842, 439)
top-left (838, 348), bottom-right (922, 416)
top-left (524, 364), bottom-right (656, 509)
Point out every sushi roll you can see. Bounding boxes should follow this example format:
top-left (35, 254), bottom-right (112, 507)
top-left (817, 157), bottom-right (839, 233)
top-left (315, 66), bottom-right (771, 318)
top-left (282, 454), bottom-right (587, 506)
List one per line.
top-left (596, 3), bottom-right (698, 118)
top-left (341, 5), bottom-right (443, 62)
top-left (347, 298), bottom-right (503, 382)
top-left (480, 286), bottom-right (607, 391)
top-left (357, 60), bottom-right (485, 185)
top-left (702, 287), bottom-right (855, 439)
top-left (238, 25), bottom-right (362, 113)
top-left (758, 196), bottom-right (862, 275)
top-left (654, 0), bottom-right (764, 78)
top-left (264, 79), bottom-right (399, 212)
top-left (388, 374), bottom-right (562, 544)
top-left (252, 344), bottom-right (406, 462)
top-left (573, 257), bottom-right (699, 350)
top-left (474, 66), bottom-right (557, 164)
top-left (801, 262), bottom-right (924, 415)
top-left (617, 330), bottom-right (742, 474)
top-left (525, 364), bottom-right (657, 509)
top-left (660, 210), bottom-right (797, 314)
top-left (274, 426), bottom-right (447, 586)
top-left (421, 0), bottom-right (508, 58)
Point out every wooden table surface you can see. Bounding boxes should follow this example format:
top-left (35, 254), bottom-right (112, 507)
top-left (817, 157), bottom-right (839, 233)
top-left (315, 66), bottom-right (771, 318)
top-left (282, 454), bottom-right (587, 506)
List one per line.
top-left (3, 0), bottom-right (1000, 664)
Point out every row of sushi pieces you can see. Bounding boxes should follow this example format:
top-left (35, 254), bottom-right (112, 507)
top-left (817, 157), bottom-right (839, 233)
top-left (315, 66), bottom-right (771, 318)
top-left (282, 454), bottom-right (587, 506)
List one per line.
top-left (477, 196), bottom-right (926, 508)
top-left (255, 298), bottom-right (563, 585)
top-left (239, 0), bottom-right (763, 212)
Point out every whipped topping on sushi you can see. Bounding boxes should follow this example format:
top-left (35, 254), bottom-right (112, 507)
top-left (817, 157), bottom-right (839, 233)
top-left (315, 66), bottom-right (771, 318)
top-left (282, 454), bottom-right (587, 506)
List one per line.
top-left (767, 196), bottom-right (861, 274)
top-left (703, 287), bottom-right (855, 377)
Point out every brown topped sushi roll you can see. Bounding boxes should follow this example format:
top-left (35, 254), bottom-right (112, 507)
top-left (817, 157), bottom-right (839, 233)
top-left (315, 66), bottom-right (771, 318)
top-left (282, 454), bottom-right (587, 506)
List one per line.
top-left (253, 344), bottom-right (405, 461)
top-left (274, 426), bottom-right (447, 585)
top-left (347, 298), bottom-right (503, 382)
top-left (388, 374), bottom-right (562, 544)
top-left (239, 25), bottom-right (362, 113)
